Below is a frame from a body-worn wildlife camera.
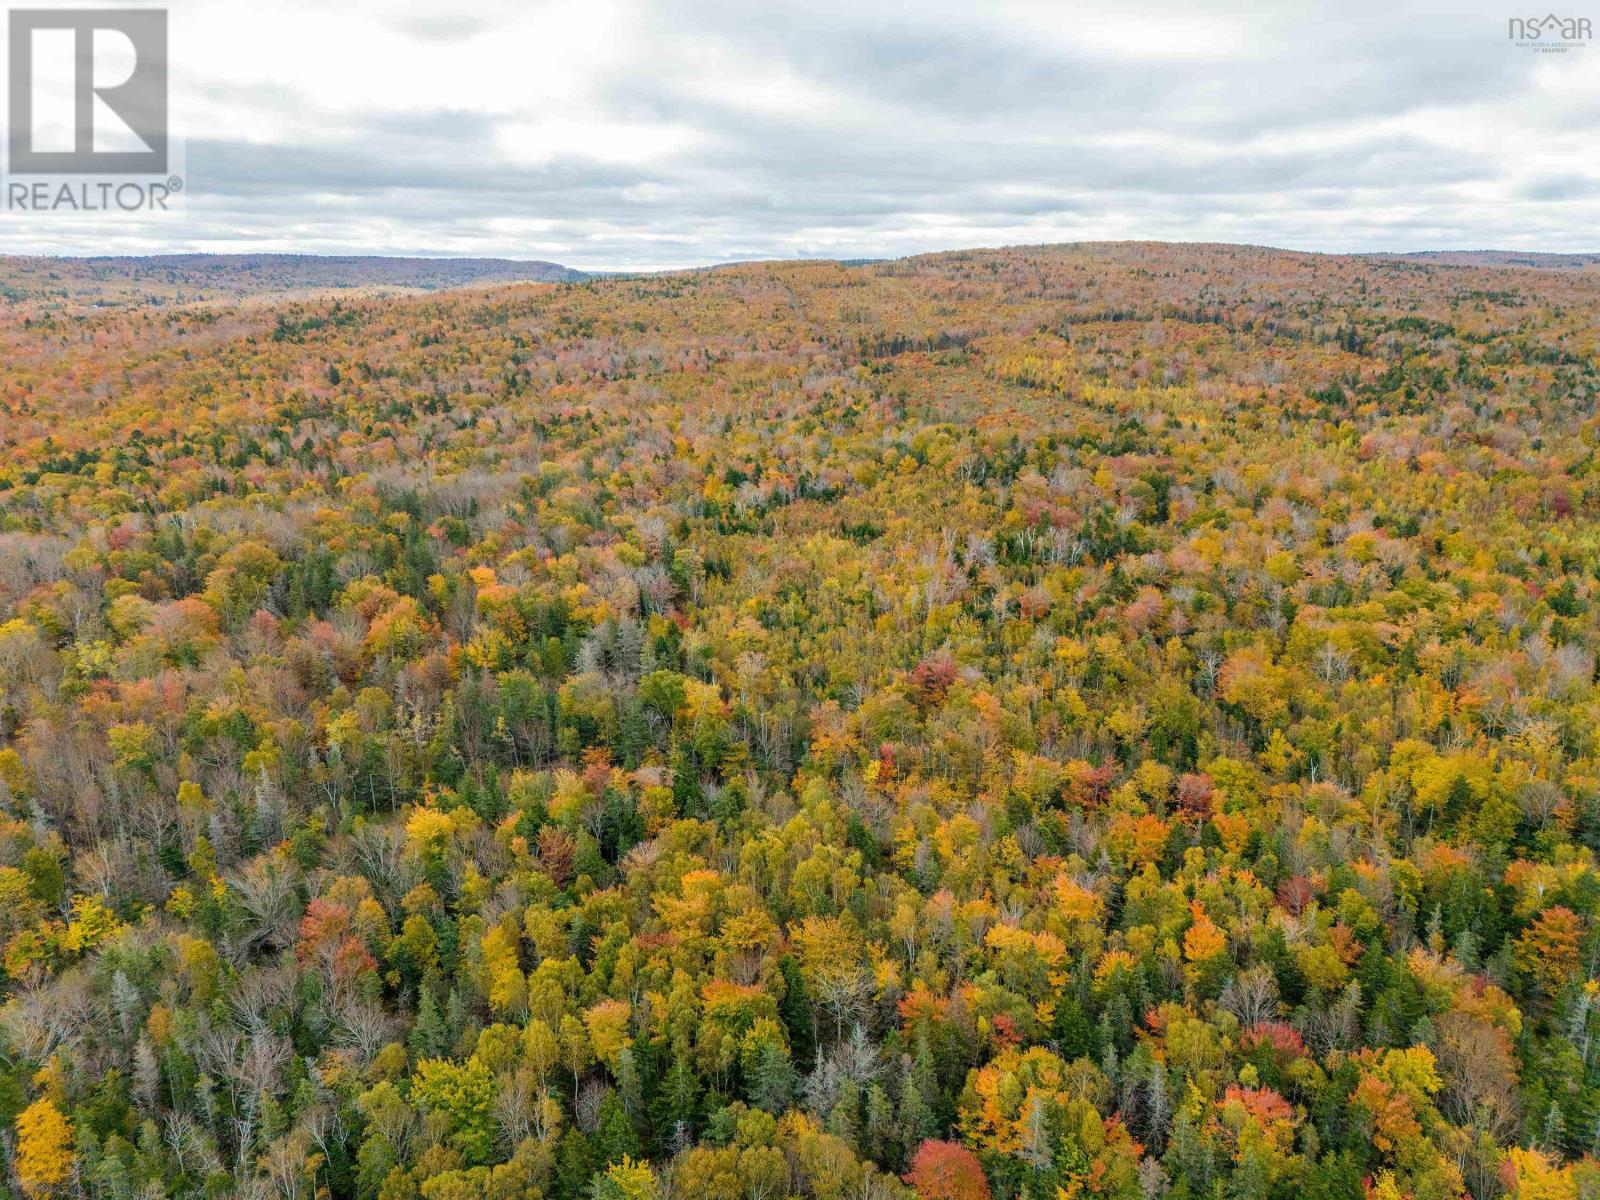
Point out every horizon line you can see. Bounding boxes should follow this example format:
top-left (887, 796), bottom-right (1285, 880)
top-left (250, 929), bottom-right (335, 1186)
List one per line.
top-left (3, 239), bottom-right (1600, 277)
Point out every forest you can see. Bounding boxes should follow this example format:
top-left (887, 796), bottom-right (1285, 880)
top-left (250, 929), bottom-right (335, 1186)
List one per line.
top-left (1, 242), bottom-right (1599, 1200)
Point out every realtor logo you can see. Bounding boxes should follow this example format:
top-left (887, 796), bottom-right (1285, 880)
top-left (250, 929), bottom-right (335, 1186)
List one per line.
top-left (7, 8), bottom-right (168, 174)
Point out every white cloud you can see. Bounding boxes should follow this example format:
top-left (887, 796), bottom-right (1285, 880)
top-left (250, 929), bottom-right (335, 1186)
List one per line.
top-left (1, 0), bottom-right (1596, 265)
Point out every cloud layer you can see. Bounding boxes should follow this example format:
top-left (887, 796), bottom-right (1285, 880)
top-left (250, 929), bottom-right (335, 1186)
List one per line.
top-left (2, 0), bottom-right (1597, 266)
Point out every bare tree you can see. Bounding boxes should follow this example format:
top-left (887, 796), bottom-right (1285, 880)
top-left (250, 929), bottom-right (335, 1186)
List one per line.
top-left (228, 858), bottom-right (302, 959)
top-left (1219, 964), bottom-right (1280, 1027)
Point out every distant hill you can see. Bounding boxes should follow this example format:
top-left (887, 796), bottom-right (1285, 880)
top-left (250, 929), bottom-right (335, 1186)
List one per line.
top-left (1368, 250), bottom-right (1600, 269)
top-left (0, 253), bottom-right (585, 308)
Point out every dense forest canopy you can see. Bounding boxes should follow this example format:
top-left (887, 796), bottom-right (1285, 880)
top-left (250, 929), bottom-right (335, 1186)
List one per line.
top-left (1, 243), bottom-right (1600, 1200)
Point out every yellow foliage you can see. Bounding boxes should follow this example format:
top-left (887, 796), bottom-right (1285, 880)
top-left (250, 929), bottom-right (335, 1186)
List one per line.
top-left (1505, 1147), bottom-right (1577, 1200)
top-left (15, 1097), bottom-right (74, 1194)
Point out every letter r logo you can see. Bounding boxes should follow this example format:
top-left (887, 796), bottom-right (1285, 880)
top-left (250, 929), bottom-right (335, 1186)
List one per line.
top-left (8, 9), bottom-right (167, 174)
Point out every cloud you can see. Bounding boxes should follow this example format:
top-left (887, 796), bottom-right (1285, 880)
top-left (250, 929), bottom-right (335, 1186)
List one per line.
top-left (386, 13), bottom-right (496, 43)
top-left (1519, 174), bottom-right (1600, 201)
top-left (1, 0), bottom-right (1596, 264)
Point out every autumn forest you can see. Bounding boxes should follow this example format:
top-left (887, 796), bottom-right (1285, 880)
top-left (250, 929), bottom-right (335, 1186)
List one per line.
top-left (1, 243), bottom-right (1599, 1200)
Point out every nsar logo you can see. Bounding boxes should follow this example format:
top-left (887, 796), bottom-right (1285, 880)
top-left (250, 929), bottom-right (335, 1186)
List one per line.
top-left (1507, 12), bottom-right (1592, 50)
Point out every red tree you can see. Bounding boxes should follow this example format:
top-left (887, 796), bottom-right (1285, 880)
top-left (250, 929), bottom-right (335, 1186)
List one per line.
top-left (904, 1140), bottom-right (992, 1200)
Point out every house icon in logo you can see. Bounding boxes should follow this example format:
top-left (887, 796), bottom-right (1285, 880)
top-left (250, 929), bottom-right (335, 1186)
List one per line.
top-left (1508, 11), bottom-right (1593, 41)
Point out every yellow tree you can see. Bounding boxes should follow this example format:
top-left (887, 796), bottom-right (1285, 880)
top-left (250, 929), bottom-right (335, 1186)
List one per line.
top-left (15, 1097), bottom-right (75, 1195)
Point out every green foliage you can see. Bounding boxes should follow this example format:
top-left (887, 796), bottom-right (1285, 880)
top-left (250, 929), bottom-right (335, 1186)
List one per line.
top-left (5, 245), bottom-right (1600, 1200)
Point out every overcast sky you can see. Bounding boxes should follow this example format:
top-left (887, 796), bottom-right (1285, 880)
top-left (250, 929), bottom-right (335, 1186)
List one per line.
top-left (1, 0), bottom-right (1597, 267)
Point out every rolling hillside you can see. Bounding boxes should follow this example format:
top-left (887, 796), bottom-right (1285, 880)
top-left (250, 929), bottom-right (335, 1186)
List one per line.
top-left (0, 253), bottom-right (586, 308)
top-left (1, 243), bottom-right (1599, 1200)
